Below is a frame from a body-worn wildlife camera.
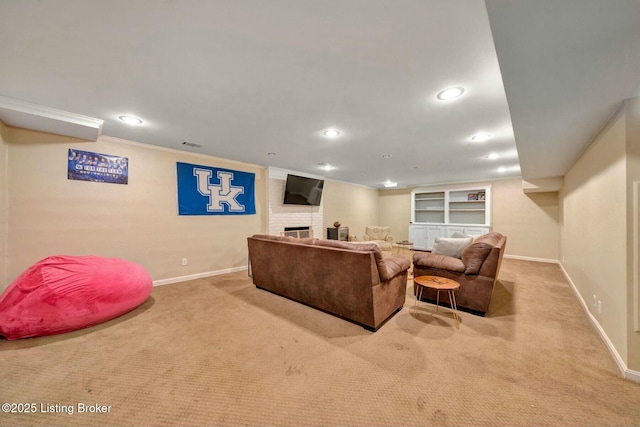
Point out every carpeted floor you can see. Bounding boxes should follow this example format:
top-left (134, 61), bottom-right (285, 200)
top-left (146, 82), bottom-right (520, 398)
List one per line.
top-left (2, 258), bottom-right (640, 426)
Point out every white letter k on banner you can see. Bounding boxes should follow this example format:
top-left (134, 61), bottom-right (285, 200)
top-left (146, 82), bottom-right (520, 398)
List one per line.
top-left (194, 168), bottom-right (245, 212)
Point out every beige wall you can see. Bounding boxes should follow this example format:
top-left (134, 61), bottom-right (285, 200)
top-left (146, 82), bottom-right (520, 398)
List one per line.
top-left (378, 188), bottom-right (412, 242)
top-left (377, 179), bottom-right (560, 260)
top-left (560, 107), bottom-right (629, 366)
top-left (3, 128), bottom-right (265, 290)
top-left (625, 97), bottom-right (640, 370)
top-left (0, 121), bottom-right (8, 288)
top-left (322, 180), bottom-right (378, 241)
top-left (492, 178), bottom-right (559, 260)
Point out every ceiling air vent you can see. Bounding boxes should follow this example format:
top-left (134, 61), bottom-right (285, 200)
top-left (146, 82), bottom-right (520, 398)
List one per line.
top-left (181, 141), bottom-right (202, 148)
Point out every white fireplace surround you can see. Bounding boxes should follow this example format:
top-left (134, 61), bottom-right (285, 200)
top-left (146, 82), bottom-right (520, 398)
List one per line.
top-left (267, 167), bottom-right (323, 237)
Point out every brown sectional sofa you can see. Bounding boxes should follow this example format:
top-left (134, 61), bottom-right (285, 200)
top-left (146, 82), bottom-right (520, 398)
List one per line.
top-left (247, 234), bottom-right (410, 331)
top-left (412, 232), bottom-right (506, 316)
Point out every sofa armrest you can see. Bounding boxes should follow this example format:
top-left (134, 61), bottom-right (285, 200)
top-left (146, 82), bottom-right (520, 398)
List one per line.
top-left (413, 252), bottom-right (465, 273)
top-left (363, 235), bottom-right (371, 241)
top-left (385, 235), bottom-right (394, 243)
top-left (379, 256), bottom-right (410, 281)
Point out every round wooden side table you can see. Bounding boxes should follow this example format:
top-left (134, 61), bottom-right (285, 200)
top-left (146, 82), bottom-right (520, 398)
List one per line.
top-left (413, 275), bottom-right (460, 329)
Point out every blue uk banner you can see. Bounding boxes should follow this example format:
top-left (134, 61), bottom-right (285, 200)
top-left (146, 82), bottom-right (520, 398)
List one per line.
top-left (176, 162), bottom-right (256, 215)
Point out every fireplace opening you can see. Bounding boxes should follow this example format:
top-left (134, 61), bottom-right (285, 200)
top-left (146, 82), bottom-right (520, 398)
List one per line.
top-left (283, 226), bottom-right (312, 238)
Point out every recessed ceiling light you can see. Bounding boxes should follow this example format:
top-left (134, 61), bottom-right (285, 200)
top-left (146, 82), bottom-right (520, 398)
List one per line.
top-left (436, 86), bottom-right (465, 100)
top-left (486, 152), bottom-right (500, 160)
top-left (118, 115), bottom-right (143, 125)
top-left (381, 154), bottom-right (392, 158)
top-left (318, 162), bottom-right (334, 171)
top-left (471, 133), bottom-right (492, 142)
top-left (267, 152), bottom-right (276, 156)
top-left (384, 181), bottom-right (398, 188)
top-left (323, 129), bottom-right (341, 138)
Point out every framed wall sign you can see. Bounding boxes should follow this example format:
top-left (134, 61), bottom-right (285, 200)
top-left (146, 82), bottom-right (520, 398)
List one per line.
top-left (67, 149), bottom-right (128, 185)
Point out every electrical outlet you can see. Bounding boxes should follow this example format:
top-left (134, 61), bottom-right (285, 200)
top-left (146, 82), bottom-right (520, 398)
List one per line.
top-left (597, 300), bottom-right (602, 314)
top-left (592, 295), bottom-right (597, 308)
top-left (182, 258), bottom-right (188, 266)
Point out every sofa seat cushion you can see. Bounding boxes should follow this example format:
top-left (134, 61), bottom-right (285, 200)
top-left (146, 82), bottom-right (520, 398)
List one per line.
top-left (412, 252), bottom-right (465, 273)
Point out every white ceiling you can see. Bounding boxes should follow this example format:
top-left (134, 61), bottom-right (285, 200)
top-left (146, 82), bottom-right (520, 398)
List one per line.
top-left (0, 0), bottom-right (638, 189)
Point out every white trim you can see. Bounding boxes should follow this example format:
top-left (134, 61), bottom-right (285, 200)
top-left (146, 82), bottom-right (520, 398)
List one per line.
top-left (503, 254), bottom-right (559, 264)
top-left (626, 368), bottom-right (640, 383)
top-left (1, 124), bottom-right (7, 289)
top-left (633, 181), bottom-right (639, 331)
top-left (99, 135), bottom-right (261, 170)
top-left (558, 262), bottom-right (640, 383)
top-left (152, 265), bottom-right (248, 287)
top-left (413, 175), bottom-right (520, 188)
top-left (0, 96), bottom-right (103, 141)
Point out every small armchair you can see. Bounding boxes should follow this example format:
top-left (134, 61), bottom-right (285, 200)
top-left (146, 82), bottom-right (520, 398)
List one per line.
top-left (363, 226), bottom-right (394, 252)
top-left (412, 232), bottom-right (506, 316)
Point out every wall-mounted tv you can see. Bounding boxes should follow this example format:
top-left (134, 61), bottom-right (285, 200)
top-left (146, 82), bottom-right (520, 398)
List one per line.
top-left (283, 174), bottom-right (324, 206)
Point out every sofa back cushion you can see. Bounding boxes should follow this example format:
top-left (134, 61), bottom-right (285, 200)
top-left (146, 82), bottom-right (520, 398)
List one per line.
top-left (461, 232), bottom-right (503, 275)
top-left (251, 234), bottom-right (317, 245)
top-left (324, 242), bottom-right (408, 282)
top-left (314, 240), bottom-right (377, 251)
top-left (315, 240), bottom-right (388, 281)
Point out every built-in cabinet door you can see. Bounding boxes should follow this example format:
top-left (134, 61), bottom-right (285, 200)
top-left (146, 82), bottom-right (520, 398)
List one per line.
top-left (445, 225), bottom-right (489, 237)
top-left (463, 226), bottom-right (488, 237)
top-left (410, 224), bottom-right (447, 250)
top-left (445, 226), bottom-right (465, 237)
top-left (409, 225), bottom-right (428, 250)
top-left (426, 225), bottom-right (445, 250)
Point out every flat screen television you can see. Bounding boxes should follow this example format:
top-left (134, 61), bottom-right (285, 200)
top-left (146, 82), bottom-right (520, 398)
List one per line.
top-left (283, 174), bottom-right (324, 206)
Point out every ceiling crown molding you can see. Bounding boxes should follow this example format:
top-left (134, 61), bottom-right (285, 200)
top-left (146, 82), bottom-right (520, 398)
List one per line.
top-left (0, 96), bottom-right (103, 141)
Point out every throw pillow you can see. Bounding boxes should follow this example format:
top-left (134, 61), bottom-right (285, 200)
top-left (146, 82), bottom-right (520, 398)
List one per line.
top-left (432, 236), bottom-right (474, 259)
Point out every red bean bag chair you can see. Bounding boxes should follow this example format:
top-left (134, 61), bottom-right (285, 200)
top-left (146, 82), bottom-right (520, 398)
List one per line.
top-left (0, 255), bottom-right (152, 340)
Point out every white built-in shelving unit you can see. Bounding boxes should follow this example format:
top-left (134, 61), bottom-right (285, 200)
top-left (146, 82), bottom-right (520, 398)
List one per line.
top-left (409, 184), bottom-right (491, 250)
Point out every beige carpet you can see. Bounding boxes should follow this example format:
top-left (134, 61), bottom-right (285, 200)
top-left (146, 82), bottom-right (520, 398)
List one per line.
top-left (2, 258), bottom-right (640, 426)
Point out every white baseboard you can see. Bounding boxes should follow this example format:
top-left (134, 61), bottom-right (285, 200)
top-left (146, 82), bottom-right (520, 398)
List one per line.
top-left (558, 262), bottom-right (640, 383)
top-left (152, 265), bottom-right (248, 287)
top-left (504, 254), bottom-right (559, 264)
